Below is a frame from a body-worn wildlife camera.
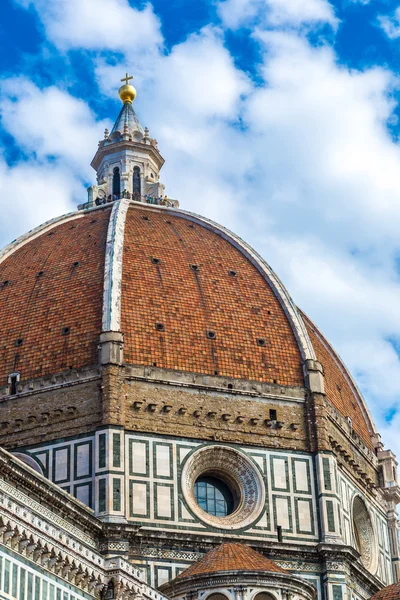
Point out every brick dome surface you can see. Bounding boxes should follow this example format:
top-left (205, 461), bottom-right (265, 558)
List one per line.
top-left (121, 206), bottom-right (303, 385)
top-left (0, 201), bottom-right (376, 448)
top-left (0, 208), bottom-right (110, 385)
top-left (174, 543), bottom-right (287, 580)
top-left (371, 583), bottom-right (400, 600)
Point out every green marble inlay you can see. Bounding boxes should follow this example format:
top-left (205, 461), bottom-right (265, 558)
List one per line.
top-left (19, 568), bottom-right (25, 599)
top-left (42, 580), bottom-right (48, 600)
top-left (35, 575), bottom-right (40, 599)
top-left (99, 433), bottom-right (106, 469)
top-left (323, 457), bottom-right (332, 491)
top-left (27, 572), bottom-right (33, 599)
top-left (113, 477), bottom-right (121, 511)
top-left (99, 478), bottom-right (106, 512)
top-left (12, 562), bottom-right (18, 596)
top-left (113, 433), bottom-right (121, 468)
top-left (4, 558), bottom-right (10, 593)
top-left (326, 500), bottom-right (335, 532)
top-left (332, 585), bottom-right (343, 600)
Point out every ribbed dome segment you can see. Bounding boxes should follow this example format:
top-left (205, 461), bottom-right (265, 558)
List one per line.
top-left (110, 102), bottom-right (144, 137)
top-left (121, 206), bottom-right (304, 386)
top-left (0, 208), bottom-right (110, 385)
top-left (175, 543), bottom-right (287, 580)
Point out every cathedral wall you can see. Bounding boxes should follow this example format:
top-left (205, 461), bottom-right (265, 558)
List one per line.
top-left (121, 377), bottom-right (309, 451)
top-left (123, 432), bottom-right (319, 543)
top-left (0, 378), bottom-right (102, 449)
top-left (337, 467), bottom-right (393, 587)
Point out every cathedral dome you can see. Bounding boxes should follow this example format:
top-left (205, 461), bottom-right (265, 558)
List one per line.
top-left (0, 200), bottom-right (376, 448)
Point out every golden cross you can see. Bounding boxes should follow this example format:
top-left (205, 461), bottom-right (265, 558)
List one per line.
top-left (121, 73), bottom-right (134, 85)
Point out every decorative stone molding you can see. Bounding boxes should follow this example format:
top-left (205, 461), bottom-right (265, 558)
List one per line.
top-left (181, 445), bottom-right (265, 530)
top-left (160, 570), bottom-right (317, 600)
top-left (352, 495), bottom-right (378, 573)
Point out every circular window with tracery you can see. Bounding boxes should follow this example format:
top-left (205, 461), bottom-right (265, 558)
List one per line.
top-left (181, 445), bottom-right (265, 530)
top-left (352, 495), bottom-right (377, 572)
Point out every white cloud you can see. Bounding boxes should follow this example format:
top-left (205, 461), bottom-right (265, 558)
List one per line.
top-left (218, 0), bottom-right (338, 30)
top-left (0, 79), bottom-right (110, 244)
top-left (0, 157), bottom-right (79, 246)
top-left (15, 0), bottom-right (162, 54)
top-left (378, 7), bottom-right (400, 39)
top-left (0, 78), bottom-right (110, 178)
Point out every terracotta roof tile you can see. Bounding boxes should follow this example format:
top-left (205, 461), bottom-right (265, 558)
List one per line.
top-left (121, 207), bottom-right (304, 386)
top-left (372, 584), bottom-right (400, 600)
top-left (0, 209), bottom-right (110, 385)
top-left (175, 543), bottom-right (287, 580)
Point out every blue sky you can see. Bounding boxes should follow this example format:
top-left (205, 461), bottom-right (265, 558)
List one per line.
top-left (1, 0), bottom-right (400, 454)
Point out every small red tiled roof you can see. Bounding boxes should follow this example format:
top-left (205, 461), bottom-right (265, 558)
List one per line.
top-left (175, 543), bottom-right (287, 580)
top-left (371, 583), bottom-right (400, 600)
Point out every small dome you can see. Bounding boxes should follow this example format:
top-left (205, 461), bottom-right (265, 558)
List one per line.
top-left (173, 543), bottom-right (288, 580)
top-left (371, 583), bottom-right (400, 600)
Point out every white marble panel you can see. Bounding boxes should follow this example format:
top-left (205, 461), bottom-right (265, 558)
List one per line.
top-left (132, 442), bottom-right (147, 475)
top-left (297, 499), bottom-right (312, 532)
top-left (272, 458), bottom-right (287, 489)
top-left (156, 568), bottom-right (170, 586)
top-left (131, 483), bottom-right (148, 515)
top-left (294, 460), bottom-right (308, 491)
top-left (76, 444), bottom-right (90, 478)
top-left (54, 448), bottom-right (68, 482)
top-left (156, 445), bottom-right (170, 477)
top-left (275, 497), bottom-right (289, 529)
top-left (76, 484), bottom-right (90, 506)
top-left (156, 486), bottom-right (172, 518)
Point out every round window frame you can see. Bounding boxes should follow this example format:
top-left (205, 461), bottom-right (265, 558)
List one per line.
top-left (181, 445), bottom-right (265, 530)
top-left (351, 494), bottom-right (377, 573)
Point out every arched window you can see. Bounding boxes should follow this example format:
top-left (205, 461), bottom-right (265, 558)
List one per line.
top-left (253, 594), bottom-right (276, 600)
top-left (194, 475), bottom-right (234, 517)
top-left (133, 166), bottom-right (141, 200)
top-left (113, 167), bottom-right (121, 198)
top-left (206, 594), bottom-right (229, 600)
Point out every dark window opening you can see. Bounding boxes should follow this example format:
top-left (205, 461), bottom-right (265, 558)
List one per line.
top-left (2, 280), bottom-right (9, 287)
top-left (151, 257), bottom-right (160, 264)
top-left (142, 215), bottom-right (149, 221)
top-left (36, 271), bottom-right (44, 278)
top-left (61, 327), bottom-right (71, 335)
top-left (112, 167), bottom-right (121, 198)
top-left (206, 330), bottom-right (216, 339)
top-left (269, 409), bottom-right (277, 421)
top-left (9, 375), bottom-right (18, 395)
top-left (257, 338), bottom-right (267, 347)
top-left (155, 323), bottom-right (165, 331)
top-left (73, 261), bottom-right (80, 267)
top-left (15, 338), bottom-right (23, 347)
top-left (133, 166), bottom-right (141, 200)
top-left (227, 383), bottom-right (233, 390)
top-left (277, 525), bottom-right (283, 542)
top-left (194, 475), bottom-right (234, 517)
top-left (228, 269), bottom-right (237, 277)
top-left (190, 264), bottom-right (200, 271)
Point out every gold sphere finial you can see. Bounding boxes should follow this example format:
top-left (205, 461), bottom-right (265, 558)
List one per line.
top-left (118, 72), bottom-right (136, 104)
